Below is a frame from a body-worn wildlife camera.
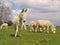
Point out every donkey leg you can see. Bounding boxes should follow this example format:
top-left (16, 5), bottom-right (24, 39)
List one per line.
top-left (1, 26), bottom-right (3, 29)
top-left (43, 27), bottom-right (46, 32)
top-left (35, 26), bottom-right (38, 32)
top-left (51, 27), bottom-right (56, 33)
top-left (47, 26), bottom-right (49, 33)
top-left (23, 23), bottom-right (26, 30)
top-left (22, 23), bottom-right (26, 30)
top-left (6, 26), bottom-right (7, 29)
top-left (21, 23), bottom-right (23, 30)
top-left (1, 26), bottom-right (2, 29)
top-left (15, 26), bottom-right (19, 37)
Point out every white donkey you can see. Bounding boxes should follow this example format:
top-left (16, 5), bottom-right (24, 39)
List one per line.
top-left (12, 8), bottom-right (28, 37)
top-left (1, 23), bottom-right (8, 29)
top-left (36, 20), bottom-right (56, 33)
top-left (29, 21), bottom-right (37, 32)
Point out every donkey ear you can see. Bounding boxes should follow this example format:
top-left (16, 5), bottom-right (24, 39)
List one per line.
top-left (25, 9), bottom-right (28, 12)
top-left (54, 25), bottom-right (56, 27)
top-left (23, 9), bottom-right (25, 11)
top-left (21, 9), bottom-right (24, 13)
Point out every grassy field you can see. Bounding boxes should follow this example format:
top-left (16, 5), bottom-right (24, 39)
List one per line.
top-left (0, 26), bottom-right (60, 45)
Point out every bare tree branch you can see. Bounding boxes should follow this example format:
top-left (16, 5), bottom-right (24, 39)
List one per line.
top-left (0, 0), bottom-right (11, 22)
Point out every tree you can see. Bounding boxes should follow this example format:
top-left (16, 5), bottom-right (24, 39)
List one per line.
top-left (0, 0), bottom-right (11, 23)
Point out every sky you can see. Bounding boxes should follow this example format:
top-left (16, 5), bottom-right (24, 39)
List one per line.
top-left (1, 0), bottom-right (60, 26)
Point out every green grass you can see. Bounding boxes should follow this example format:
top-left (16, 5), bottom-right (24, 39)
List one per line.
top-left (0, 26), bottom-right (60, 45)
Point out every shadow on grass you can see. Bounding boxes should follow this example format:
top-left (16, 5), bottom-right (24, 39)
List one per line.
top-left (10, 34), bottom-right (20, 37)
top-left (39, 39), bottom-right (48, 43)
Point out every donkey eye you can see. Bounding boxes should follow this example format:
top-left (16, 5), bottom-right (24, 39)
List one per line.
top-left (21, 15), bottom-right (23, 16)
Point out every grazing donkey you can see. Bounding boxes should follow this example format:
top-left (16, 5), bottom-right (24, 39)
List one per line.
top-left (36, 20), bottom-right (56, 33)
top-left (29, 21), bottom-right (37, 32)
top-left (1, 23), bottom-right (8, 29)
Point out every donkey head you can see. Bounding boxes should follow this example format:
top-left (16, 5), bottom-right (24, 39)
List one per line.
top-left (19, 8), bottom-right (28, 22)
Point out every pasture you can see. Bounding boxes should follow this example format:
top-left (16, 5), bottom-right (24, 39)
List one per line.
top-left (0, 26), bottom-right (60, 45)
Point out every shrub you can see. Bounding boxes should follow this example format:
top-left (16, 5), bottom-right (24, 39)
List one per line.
top-left (0, 20), bottom-right (3, 25)
top-left (7, 21), bottom-right (13, 26)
